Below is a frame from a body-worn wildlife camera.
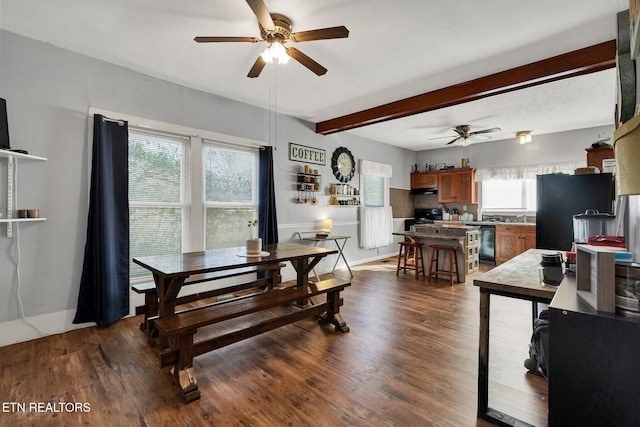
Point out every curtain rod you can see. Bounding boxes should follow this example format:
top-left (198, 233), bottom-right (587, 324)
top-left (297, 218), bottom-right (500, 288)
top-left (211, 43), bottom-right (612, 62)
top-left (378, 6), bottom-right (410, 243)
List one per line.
top-left (101, 115), bottom-right (126, 127)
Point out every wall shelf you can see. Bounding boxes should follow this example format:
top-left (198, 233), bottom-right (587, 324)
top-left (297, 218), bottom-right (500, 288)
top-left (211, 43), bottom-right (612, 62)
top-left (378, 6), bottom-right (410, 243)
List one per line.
top-left (1, 150), bottom-right (47, 237)
top-left (0, 149), bottom-right (47, 161)
top-left (0, 218), bottom-right (47, 223)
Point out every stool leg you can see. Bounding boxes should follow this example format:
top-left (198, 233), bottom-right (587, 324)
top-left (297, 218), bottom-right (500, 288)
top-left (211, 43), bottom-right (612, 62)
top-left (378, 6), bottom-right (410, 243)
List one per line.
top-left (453, 249), bottom-right (460, 284)
top-left (449, 251), bottom-right (454, 286)
top-left (396, 245), bottom-right (403, 276)
top-left (428, 248), bottom-right (436, 282)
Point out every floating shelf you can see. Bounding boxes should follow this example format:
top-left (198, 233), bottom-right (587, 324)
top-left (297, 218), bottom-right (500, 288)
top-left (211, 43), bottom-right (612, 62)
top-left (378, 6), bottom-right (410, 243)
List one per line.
top-left (0, 149), bottom-right (47, 161)
top-left (0, 218), bottom-right (47, 223)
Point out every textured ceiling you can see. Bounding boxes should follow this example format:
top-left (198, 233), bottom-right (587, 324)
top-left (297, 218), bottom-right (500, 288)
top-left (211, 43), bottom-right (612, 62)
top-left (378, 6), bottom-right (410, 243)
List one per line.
top-left (0, 0), bottom-right (625, 150)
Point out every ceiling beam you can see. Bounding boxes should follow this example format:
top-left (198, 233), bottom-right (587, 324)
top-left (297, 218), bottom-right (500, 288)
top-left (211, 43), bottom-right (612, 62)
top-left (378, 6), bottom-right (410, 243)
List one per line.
top-left (316, 40), bottom-right (616, 135)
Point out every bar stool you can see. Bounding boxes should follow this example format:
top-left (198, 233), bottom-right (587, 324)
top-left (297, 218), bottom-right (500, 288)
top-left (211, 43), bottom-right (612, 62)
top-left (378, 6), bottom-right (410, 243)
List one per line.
top-left (428, 245), bottom-right (460, 286)
top-left (396, 241), bottom-right (426, 278)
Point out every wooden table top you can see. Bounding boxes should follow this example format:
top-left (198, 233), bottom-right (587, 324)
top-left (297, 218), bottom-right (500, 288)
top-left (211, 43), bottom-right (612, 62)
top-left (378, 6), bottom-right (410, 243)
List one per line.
top-left (132, 242), bottom-right (337, 278)
top-left (393, 231), bottom-right (465, 242)
top-left (302, 235), bottom-right (349, 242)
top-left (473, 248), bottom-right (560, 300)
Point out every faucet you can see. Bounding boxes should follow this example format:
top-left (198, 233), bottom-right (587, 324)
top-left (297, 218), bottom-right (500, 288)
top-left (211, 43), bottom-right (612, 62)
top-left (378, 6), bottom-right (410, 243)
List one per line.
top-left (517, 214), bottom-right (527, 224)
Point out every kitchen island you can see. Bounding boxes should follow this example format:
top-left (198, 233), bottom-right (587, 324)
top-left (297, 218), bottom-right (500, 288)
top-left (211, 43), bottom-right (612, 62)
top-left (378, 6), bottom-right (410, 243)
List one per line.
top-left (474, 248), bottom-right (558, 426)
top-left (394, 223), bottom-right (480, 282)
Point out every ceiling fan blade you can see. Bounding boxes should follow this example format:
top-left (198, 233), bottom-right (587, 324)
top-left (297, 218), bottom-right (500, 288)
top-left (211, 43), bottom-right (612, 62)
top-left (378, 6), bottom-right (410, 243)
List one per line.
top-left (246, 0), bottom-right (275, 32)
top-left (290, 26), bottom-right (349, 42)
top-left (194, 36), bottom-right (261, 43)
top-left (247, 56), bottom-right (267, 78)
top-left (470, 127), bottom-right (501, 135)
top-left (446, 137), bottom-right (461, 145)
top-left (469, 134), bottom-right (491, 141)
top-left (286, 47), bottom-right (327, 76)
top-left (428, 135), bottom-right (457, 141)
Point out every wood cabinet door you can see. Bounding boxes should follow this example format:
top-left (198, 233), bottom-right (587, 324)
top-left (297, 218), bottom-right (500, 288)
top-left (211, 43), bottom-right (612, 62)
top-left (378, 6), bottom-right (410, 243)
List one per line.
top-left (437, 169), bottom-right (476, 204)
top-left (437, 172), bottom-right (454, 202)
top-left (522, 228), bottom-right (536, 252)
top-left (495, 226), bottom-right (519, 263)
top-left (410, 172), bottom-right (437, 189)
top-left (496, 226), bottom-right (537, 263)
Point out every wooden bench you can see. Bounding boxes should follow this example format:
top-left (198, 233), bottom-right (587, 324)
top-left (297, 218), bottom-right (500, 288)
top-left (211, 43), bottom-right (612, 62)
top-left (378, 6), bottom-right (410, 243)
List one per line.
top-left (154, 277), bottom-right (351, 402)
top-left (133, 263), bottom-right (285, 336)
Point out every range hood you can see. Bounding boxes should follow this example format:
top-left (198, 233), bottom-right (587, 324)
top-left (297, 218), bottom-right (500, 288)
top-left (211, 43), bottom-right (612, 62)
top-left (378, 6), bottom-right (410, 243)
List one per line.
top-left (410, 187), bottom-right (438, 195)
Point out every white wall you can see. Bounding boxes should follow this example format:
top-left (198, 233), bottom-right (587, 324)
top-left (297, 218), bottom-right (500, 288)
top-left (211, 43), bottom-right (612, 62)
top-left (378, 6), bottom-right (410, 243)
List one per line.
top-left (416, 126), bottom-right (614, 170)
top-left (0, 29), bottom-right (620, 346)
top-left (0, 30), bottom-right (416, 345)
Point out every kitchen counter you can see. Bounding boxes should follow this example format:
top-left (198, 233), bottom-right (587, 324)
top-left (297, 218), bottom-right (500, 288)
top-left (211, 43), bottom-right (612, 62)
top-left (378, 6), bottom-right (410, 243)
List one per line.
top-left (394, 224), bottom-right (480, 282)
top-left (435, 220), bottom-right (536, 227)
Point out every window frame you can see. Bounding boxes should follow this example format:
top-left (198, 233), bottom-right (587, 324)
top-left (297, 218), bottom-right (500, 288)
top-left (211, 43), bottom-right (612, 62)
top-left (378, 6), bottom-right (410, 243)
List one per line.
top-left (89, 108), bottom-right (265, 283)
top-left (201, 139), bottom-right (259, 250)
top-left (480, 178), bottom-right (537, 215)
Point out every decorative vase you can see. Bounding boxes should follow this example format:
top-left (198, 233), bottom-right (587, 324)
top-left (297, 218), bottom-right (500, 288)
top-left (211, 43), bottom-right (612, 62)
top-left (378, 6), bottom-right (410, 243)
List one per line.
top-left (246, 238), bottom-right (262, 255)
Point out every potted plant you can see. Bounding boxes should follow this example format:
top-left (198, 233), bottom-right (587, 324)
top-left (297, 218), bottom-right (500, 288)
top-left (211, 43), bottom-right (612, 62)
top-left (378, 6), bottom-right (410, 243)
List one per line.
top-left (246, 219), bottom-right (261, 255)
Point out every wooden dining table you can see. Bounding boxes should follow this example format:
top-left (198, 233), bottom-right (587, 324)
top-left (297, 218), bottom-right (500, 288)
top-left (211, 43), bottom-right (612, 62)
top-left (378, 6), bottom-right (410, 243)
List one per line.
top-left (132, 242), bottom-right (339, 320)
top-left (132, 242), bottom-right (351, 402)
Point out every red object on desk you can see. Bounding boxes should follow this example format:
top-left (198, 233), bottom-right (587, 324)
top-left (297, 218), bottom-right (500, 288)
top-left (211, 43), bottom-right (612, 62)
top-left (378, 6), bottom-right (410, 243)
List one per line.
top-left (587, 235), bottom-right (626, 248)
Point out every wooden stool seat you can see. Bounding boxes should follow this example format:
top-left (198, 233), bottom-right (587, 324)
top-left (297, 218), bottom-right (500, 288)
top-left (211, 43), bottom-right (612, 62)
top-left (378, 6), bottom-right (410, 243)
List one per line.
top-left (428, 245), bottom-right (460, 286)
top-left (396, 241), bottom-right (426, 278)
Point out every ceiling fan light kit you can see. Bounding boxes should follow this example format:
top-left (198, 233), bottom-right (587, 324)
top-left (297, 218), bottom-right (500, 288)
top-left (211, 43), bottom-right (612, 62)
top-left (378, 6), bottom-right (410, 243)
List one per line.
top-left (260, 42), bottom-right (289, 64)
top-left (195, 0), bottom-right (349, 78)
top-left (516, 131), bottom-right (532, 144)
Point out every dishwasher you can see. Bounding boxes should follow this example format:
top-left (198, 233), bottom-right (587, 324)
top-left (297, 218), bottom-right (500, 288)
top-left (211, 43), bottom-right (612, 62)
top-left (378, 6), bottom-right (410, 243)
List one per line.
top-left (478, 224), bottom-right (496, 265)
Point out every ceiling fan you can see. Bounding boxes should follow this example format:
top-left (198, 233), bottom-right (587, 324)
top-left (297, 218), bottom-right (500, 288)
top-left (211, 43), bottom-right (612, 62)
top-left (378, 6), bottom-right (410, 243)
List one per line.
top-left (429, 125), bottom-right (502, 146)
top-left (194, 0), bottom-right (349, 78)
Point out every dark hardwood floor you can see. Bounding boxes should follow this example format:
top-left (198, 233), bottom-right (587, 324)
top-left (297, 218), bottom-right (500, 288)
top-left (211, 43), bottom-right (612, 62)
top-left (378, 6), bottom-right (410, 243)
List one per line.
top-left (0, 257), bottom-right (547, 426)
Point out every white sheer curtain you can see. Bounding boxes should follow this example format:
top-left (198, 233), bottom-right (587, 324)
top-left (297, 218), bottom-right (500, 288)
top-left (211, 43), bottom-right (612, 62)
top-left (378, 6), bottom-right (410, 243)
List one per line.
top-left (475, 160), bottom-right (587, 181)
top-left (359, 160), bottom-right (393, 249)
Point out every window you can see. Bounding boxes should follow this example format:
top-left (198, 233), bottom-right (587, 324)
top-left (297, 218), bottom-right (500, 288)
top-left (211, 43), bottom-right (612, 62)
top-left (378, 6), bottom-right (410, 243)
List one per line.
top-left (362, 175), bottom-right (384, 207)
top-left (482, 179), bottom-right (537, 211)
top-left (127, 129), bottom-right (259, 280)
top-left (128, 130), bottom-right (190, 278)
top-left (203, 141), bottom-right (258, 249)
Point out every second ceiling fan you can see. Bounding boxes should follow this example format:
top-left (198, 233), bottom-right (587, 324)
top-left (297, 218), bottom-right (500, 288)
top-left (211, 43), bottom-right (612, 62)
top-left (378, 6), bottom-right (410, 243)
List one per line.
top-left (195, 0), bottom-right (349, 78)
top-left (430, 125), bottom-right (502, 146)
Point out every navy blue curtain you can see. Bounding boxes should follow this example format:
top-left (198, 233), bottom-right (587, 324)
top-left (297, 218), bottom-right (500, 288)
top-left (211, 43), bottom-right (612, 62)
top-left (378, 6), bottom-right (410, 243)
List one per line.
top-left (258, 146), bottom-right (279, 244)
top-left (73, 114), bottom-right (129, 326)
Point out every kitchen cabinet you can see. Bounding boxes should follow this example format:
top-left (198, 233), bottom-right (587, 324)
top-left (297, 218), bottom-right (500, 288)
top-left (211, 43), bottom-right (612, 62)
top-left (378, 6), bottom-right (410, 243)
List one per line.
top-left (410, 171), bottom-right (438, 189)
top-left (495, 225), bottom-right (536, 263)
top-left (585, 146), bottom-right (614, 173)
top-left (437, 168), bottom-right (476, 204)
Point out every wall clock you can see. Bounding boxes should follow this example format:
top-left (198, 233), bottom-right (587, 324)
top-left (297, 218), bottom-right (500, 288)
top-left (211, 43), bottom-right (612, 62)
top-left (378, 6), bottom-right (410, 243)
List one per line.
top-left (331, 147), bottom-right (355, 182)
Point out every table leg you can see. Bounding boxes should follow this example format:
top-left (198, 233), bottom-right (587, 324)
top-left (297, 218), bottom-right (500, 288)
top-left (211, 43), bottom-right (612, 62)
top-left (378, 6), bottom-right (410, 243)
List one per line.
top-left (332, 238), bottom-right (353, 277)
top-left (154, 275), bottom-right (186, 348)
top-left (171, 331), bottom-right (200, 402)
top-left (478, 288), bottom-right (490, 417)
top-left (311, 241), bottom-right (321, 282)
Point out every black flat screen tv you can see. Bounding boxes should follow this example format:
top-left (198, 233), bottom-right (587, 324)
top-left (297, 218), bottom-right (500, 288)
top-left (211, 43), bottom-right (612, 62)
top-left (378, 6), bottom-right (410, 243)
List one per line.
top-left (0, 98), bottom-right (10, 150)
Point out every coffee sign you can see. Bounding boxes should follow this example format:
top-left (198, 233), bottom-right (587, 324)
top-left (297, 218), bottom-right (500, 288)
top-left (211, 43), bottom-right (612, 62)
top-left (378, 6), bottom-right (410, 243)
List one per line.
top-left (289, 142), bottom-right (325, 165)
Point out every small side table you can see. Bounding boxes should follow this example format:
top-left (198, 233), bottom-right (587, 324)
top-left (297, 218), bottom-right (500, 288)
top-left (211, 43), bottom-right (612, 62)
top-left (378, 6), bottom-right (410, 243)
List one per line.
top-left (297, 232), bottom-right (353, 280)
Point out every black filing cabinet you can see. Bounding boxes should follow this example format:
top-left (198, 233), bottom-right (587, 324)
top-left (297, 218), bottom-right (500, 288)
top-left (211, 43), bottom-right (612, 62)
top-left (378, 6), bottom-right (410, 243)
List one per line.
top-left (548, 280), bottom-right (640, 426)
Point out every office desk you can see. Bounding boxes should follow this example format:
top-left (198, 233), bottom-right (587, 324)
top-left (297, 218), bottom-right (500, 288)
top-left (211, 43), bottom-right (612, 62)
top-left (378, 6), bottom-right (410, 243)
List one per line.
top-left (473, 249), bottom-right (558, 426)
top-left (297, 232), bottom-right (353, 278)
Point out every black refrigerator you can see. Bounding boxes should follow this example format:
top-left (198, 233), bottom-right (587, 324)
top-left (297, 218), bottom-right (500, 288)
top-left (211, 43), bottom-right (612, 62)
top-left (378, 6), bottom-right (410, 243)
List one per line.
top-left (536, 173), bottom-right (614, 250)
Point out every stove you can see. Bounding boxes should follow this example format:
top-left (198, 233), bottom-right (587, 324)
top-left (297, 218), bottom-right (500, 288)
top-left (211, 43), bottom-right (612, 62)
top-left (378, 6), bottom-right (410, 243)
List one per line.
top-left (405, 208), bottom-right (443, 231)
